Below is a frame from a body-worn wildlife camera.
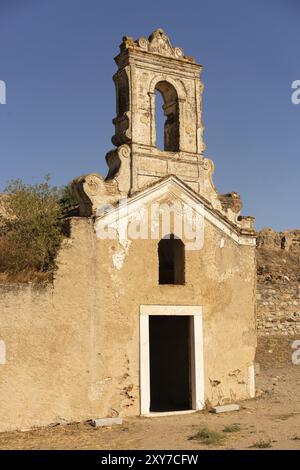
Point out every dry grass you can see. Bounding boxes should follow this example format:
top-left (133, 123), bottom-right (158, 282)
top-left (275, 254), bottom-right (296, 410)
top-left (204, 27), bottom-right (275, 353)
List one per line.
top-left (188, 426), bottom-right (226, 445)
top-left (249, 439), bottom-right (272, 449)
top-left (222, 424), bottom-right (241, 433)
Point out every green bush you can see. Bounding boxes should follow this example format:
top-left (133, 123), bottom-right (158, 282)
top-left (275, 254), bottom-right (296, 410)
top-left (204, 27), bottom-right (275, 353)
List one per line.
top-left (0, 176), bottom-right (64, 275)
top-left (59, 183), bottom-right (78, 212)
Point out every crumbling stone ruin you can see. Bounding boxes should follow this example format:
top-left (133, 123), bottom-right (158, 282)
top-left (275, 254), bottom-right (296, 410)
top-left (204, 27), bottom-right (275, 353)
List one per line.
top-left (257, 228), bottom-right (300, 253)
top-left (257, 228), bottom-right (300, 336)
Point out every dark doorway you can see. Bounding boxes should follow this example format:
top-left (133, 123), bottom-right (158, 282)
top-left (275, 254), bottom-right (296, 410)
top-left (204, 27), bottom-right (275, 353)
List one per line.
top-left (149, 315), bottom-right (191, 412)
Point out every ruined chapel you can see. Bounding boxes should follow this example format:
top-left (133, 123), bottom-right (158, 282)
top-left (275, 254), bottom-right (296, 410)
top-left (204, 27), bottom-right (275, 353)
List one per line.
top-left (0, 29), bottom-right (257, 431)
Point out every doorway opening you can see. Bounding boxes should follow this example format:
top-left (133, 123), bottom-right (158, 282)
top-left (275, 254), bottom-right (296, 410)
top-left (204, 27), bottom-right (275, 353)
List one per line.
top-left (149, 315), bottom-right (192, 412)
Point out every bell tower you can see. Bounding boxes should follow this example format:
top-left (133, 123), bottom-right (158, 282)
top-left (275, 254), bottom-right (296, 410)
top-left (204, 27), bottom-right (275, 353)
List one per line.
top-left (73, 29), bottom-right (254, 234)
top-left (106, 29), bottom-right (209, 194)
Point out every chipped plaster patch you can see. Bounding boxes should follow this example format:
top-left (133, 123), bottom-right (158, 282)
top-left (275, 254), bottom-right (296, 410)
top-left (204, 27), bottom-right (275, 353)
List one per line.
top-left (112, 239), bottom-right (132, 270)
top-left (112, 251), bottom-right (126, 270)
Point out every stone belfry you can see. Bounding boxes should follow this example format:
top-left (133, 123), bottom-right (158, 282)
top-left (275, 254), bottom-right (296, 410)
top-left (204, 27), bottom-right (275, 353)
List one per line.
top-left (113, 29), bottom-right (205, 153)
top-left (73, 29), bottom-right (254, 234)
top-left (109, 28), bottom-right (208, 195)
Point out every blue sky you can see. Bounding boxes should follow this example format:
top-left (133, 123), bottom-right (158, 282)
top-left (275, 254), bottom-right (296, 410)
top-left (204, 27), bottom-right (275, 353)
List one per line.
top-left (0, 0), bottom-right (299, 230)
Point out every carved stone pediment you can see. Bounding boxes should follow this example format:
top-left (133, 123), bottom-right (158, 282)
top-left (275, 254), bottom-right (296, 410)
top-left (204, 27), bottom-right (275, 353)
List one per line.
top-left (120, 29), bottom-right (195, 62)
top-left (147, 29), bottom-right (175, 57)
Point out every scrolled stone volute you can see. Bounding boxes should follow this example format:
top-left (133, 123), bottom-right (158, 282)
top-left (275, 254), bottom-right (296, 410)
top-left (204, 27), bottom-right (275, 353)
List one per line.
top-left (105, 144), bottom-right (131, 196)
top-left (72, 173), bottom-right (118, 217)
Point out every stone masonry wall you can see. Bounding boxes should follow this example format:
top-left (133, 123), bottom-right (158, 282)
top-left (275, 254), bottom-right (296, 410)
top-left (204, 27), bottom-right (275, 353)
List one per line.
top-left (257, 279), bottom-right (300, 336)
top-left (256, 228), bottom-right (300, 336)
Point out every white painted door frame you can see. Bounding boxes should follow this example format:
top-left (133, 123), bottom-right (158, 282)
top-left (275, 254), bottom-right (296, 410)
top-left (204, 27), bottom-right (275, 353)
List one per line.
top-left (139, 305), bottom-right (205, 415)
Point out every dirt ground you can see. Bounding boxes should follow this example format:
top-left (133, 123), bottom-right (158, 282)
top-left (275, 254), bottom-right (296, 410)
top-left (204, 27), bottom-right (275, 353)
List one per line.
top-left (1, 336), bottom-right (300, 450)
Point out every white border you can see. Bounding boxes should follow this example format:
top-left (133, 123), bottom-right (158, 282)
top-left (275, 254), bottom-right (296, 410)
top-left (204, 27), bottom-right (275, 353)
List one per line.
top-left (139, 305), bottom-right (204, 416)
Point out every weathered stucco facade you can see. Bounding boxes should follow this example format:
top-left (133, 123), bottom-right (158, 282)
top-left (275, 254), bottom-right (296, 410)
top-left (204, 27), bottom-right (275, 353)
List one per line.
top-left (0, 30), bottom-right (257, 432)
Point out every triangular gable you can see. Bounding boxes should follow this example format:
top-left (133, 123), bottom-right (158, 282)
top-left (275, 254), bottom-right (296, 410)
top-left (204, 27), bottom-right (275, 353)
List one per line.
top-left (94, 176), bottom-right (256, 246)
